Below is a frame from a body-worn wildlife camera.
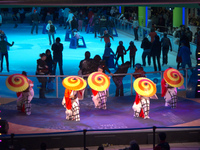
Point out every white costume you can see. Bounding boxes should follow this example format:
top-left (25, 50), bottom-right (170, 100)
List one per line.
top-left (92, 90), bottom-right (107, 110)
top-left (62, 90), bottom-right (81, 121)
top-left (17, 79), bottom-right (34, 115)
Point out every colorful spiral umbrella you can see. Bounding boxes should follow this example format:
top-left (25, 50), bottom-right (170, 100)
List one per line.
top-left (163, 68), bottom-right (184, 87)
top-left (88, 72), bottom-right (110, 91)
top-left (62, 76), bottom-right (87, 91)
top-left (133, 77), bottom-right (157, 97)
top-left (6, 74), bottom-right (29, 92)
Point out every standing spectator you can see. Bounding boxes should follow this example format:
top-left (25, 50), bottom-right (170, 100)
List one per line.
top-left (63, 7), bottom-right (70, 28)
top-left (107, 16), bottom-right (115, 36)
top-left (148, 28), bottom-right (157, 43)
top-left (45, 12), bottom-right (53, 24)
top-left (19, 8), bottom-right (25, 23)
top-left (154, 132), bottom-right (170, 150)
top-left (31, 9), bottom-right (40, 34)
top-left (133, 18), bottom-right (139, 41)
top-left (112, 61), bottom-right (130, 97)
top-left (58, 8), bottom-right (64, 27)
top-left (178, 41), bottom-right (193, 77)
top-left (78, 11), bottom-right (84, 31)
top-left (115, 41), bottom-right (126, 65)
top-left (150, 35), bottom-right (161, 71)
top-left (51, 37), bottom-right (64, 78)
top-left (126, 41), bottom-right (137, 68)
top-left (45, 49), bottom-right (53, 74)
top-left (46, 20), bottom-right (56, 45)
top-left (0, 35), bottom-right (14, 72)
top-left (161, 33), bottom-right (172, 66)
top-left (65, 10), bottom-right (74, 30)
top-left (185, 27), bottom-right (193, 42)
top-left (141, 37), bottom-right (151, 66)
top-left (36, 53), bottom-right (48, 99)
top-left (103, 42), bottom-right (115, 67)
top-left (99, 15), bottom-right (107, 36)
top-left (92, 13), bottom-right (100, 38)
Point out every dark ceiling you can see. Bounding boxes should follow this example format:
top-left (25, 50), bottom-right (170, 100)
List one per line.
top-left (0, 0), bottom-right (200, 8)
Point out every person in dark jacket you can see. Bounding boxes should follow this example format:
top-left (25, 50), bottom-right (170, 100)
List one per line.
top-left (103, 42), bottom-right (115, 67)
top-left (92, 13), bottom-right (100, 38)
top-left (161, 33), bottom-right (172, 66)
top-left (71, 16), bottom-right (78, 31)
top-left (126, 41), bottom-right (137, 68)
top-left (78, 11), bottom-right (84, 31)
top-left (31, 9), bottom-right (40, 34)
top-left (51, 37), bottom-right (64, 78)
top-left (112, 61), bottom-right (130, 97)
top-left (0, 35), bottom-right (14, 72)
top-left (154, 132), bottom-right (170, 150)
top-left (141, 37), bottom-right (151, 66)
top-left (36, 53), bottom-right (49, 98)
top-left (45, 49), bottom-right (53, 74)
top-left (133, 63), bottom-right (146, 79)
top-left (99, 15), bottom-right (107, 36)
top-left (150, 35), bottom-right (161, 71)
top-left (115, 41), bottom-right (126, 65)
top-left (107, 16), bottom-right (115, 36)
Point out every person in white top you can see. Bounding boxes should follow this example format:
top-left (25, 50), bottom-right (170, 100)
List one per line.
top-left (46, 20), bottom-right (56, 45)
top-left (65, 11), bottom-right (74, 30)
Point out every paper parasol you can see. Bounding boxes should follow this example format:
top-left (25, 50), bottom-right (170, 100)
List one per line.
top-left (62, 76), bottom-right (87, 91)
top-left (163, 68), bottom-right (184, 87)
top-left (133, 77), bottom-right (157, 97)
top-left (88, 72), bottom-right (110, 91)
top-left (6, 74), bottom-right (29, 92)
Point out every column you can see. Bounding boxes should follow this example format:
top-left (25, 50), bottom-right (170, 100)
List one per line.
top-left (138, 6), bottom-right (146, 27)
top-left (173, 7), bottom-right (183, 27)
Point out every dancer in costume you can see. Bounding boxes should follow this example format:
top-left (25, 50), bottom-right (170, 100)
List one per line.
top-left (91, 66), bottom-right (109, 109)
top-left (16, 71), bottom-right (34, 115)
top-left (161, 68), bottom-right (184, 108)
top-left (88, 66), bottom-right (110, 110)
top-left (132, 77), bottom-right (157, 119)
top-left (62, 76), bottom-right (86, 121)
top-left (62, 89), bottom-right (80, 121)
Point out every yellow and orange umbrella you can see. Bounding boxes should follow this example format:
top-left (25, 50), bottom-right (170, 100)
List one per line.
top-left (133, 77), bottom-right (157, 97)
top-left (62, 76), bottom-right (87, 91)
top-left (6, 74), bottom-right (29, 92)
top-left (163, 68), bottom-right (184, 87)
top-left (88, 72), bottom-right (110, 91)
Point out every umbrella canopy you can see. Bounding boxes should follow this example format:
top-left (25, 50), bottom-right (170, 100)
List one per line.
top-left (88, 72), bottom-right (110, 91)
top-left (134, 77), bottom-right (157, 97)
top-left (163, 68), bottom-right (184, 87)
top-left (62, 76), bottom-right (87, 91)
top-left (6, 74), bottom-right (29, 92)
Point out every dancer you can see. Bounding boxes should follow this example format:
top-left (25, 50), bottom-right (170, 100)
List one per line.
top-left (161, 78), bottom-right (177, 108)
top-left (62, 89), bottom-right (80, 121)
top-left (132, 78), bottom-right (157, 119)
top-left (91, 66), bottom-right (109, 109)
top-left (17, 71), bottom-right (34, 115)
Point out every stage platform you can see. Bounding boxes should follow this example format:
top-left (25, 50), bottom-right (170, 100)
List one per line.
top-left (0, 95), bottom-right (200, 149)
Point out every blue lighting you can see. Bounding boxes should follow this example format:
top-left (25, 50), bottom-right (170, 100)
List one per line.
top-left (182, 7), bottom-right (185, 25)
top-left (146, 7), bottom-right (148, 27)
top-left (119, 6), bottom-right (121, 13)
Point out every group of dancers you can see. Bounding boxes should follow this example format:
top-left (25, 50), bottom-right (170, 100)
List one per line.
top-left (6, 66), bottom-right (183, 121)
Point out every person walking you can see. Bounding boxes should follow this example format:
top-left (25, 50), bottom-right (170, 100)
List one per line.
top-left (150, 35), bottom-right (161, 71)
top-left (51, 37), bottom-right (64, 78)
top-left (141, 37), bottom-right (151, 66)
top-left (46, 20), bottom-right (56, 45)
top-left (0, 35), bottom-right (14, 72)
top-left (161, 33), bottom-right (172, 66)
top-left (31, 9), bottom-right (40, 34)
top-left (126, 41), bottom-right (137, 68)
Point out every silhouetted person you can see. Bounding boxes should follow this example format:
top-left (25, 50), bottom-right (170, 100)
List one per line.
top-left (161, 33), bottom-right (172, 66)
top-left (154, 132), bottom-right (170, 150)
top-left (51, 37), bottom-right (64, 78)
top-left (141, 37), bottom-right (151, 66)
